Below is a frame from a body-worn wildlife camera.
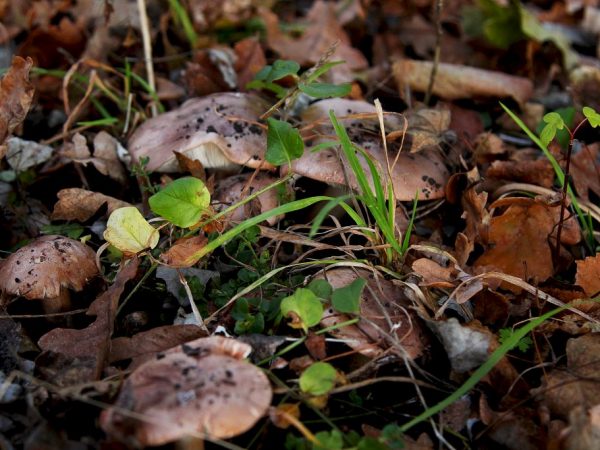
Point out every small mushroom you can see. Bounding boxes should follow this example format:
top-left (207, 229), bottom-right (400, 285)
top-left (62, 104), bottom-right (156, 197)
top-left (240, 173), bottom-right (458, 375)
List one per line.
top-left (0, 235), bottom-right (99, 314)
top-left (213, 172), bottom-right (287, 226)
top-left (128, 92), bottom-right (273, 173)
top-left (100, 336), bottom-right (272, 448)
top-left (289, 99), bottom-right (449, 200)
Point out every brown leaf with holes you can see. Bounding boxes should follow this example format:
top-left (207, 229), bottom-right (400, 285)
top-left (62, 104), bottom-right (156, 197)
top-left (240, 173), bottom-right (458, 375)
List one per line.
top-left (52, 188), bottom-right (131, 222)
top-left (0, 56), bottom-right (34, 159)
top-left (38, 258), bottom-right (140, 381)
top-left (160, 235), bottom-right (208, 268)
top-left (576, 254), bottom-right (600, 297)
top-left (474, 197), bottom-right (580, 283)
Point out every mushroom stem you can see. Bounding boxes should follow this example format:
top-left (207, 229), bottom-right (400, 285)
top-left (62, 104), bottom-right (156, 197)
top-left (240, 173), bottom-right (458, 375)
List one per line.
top-left (42, 289), bottom-right (72, 315)
top-left (176, 436), bottom-right (205, 450)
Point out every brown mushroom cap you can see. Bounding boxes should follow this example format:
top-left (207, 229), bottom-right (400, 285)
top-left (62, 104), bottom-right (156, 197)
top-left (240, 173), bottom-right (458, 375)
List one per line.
top-left (128, 92), bottom-right (272, 173)
top-left (100, 336), bottom-right (272, 446)
top-left (0, 235), bottom-right (99, 301)
top-left (289, 99), bottom-right (449, 200)
top-left (213, 173), bottom-right (285, 226)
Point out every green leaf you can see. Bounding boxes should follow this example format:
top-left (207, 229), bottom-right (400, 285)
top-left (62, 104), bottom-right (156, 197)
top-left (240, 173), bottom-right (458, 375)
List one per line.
top-left (280, 288), bottom-right (323, 332)
top-left (103, 206), bottom-right (159, 254)
top-left (298, 82), bottom-right (351, 99)
top-left (307, 279), bottom-right (333, 300)
top-left (313, 430), bottom-right (344, 450)
top-left (299, 361), bottom-right (337, 395)
top-left (331, 278), bottom-right (366, 314)
top-left (357, 437), bottom-right (389, 450)
top-left (305, 60), bottom-right (346, 83)
top-left (245, 79), bottom-right (288, 98)
top-left (254, 60), bottom-right (300, 82)
top-left (149, 177), bottom-right (210, 228)
top-left (539, 112), bottom-right (565, 147)
top-left (583, 106), bottom-right (600, 128)
top-left (266, 118), bottom-right (304, 165)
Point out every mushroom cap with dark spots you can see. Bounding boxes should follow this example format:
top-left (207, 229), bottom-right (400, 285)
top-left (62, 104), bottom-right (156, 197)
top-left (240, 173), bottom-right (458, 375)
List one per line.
top-left (100, 337), bottom-right (272, 446)
top-left (290, 99), bottom-right (449, 200)
top-left (128, 92), bottom-right (272, 172)
top-left (0, 235), bottom-right (99, 300)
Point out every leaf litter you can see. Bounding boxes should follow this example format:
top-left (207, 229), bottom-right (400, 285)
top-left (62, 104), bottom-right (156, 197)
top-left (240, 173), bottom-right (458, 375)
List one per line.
top-left (1, 0), bottom-right (600, 449)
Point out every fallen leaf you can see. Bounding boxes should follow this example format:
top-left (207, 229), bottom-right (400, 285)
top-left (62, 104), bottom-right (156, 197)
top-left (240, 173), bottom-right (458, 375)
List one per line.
top-left (5, 137), bottom-right (53, 172)
top-left (474, 197), bottom-right (581, 283)
top-left (262, 1), bottom-right (367, 71)
top-left (38, 258), bottom-right (140, 380)
top-left (570, 143), bottom-right (600, 202)
top-left (234, 37), bottom-right (267, 90)
top-left (532, 333), bottom-right (600, 418)
top-left (159, 235), bottom-right (208, 268)
top-left (103, 207), bottom-right (159, 255)
top-left (393, 59), bottom-right (534, 106)
top-left (319, 268), bottom-right (428, 360)
top-left (486, 159), bottom-right (555, 188)
top-left (412, 258), bottom-right (457, 288)
top-left (576, 254), bottom-right (600, 297)
top-left (109, 324), bottom-right (207, 369)
top-left (51, 188), bottom-right (131, 222)
top-left (0, 56), bottom-right (34, 159)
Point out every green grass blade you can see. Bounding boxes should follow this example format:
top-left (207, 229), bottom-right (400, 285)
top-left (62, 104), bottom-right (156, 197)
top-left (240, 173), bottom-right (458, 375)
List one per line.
top-left (399, 305), bottom-right (567, 433)
top-left (401, 194), bottom-right (419, 254)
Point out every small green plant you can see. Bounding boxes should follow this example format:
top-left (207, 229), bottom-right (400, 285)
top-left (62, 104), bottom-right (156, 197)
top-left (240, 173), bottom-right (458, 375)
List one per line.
top-left (501, 103), bottom-right (600, 253)
top-left (499, 327), bottom-right (533, 352)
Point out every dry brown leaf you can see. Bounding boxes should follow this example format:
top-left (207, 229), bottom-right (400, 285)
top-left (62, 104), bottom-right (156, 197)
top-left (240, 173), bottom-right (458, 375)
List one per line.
top-left (486, 159), bottom-right (555, 188)
top-left (411, 258), bottom-right (456, 287)
top-left (319, 268), bottom-right (428, 360)
top-left (474, 197), bottom-right (581, 283)
top-left (576, 254), bottom-right (600, 297)
top-left (159, 235), bottom-right (208, 268)
top-left (37, 258), bottom-right (140, 380)
top-left (262, 1), bottom-right (367, 70)
top-left (0, 56), bottom-right (34, 159)
top-left (393, 59), bottom-right (533, 106)
top-left (109, 324), bottom-right (207, 369)
top-left (234, 37), bottom-right (267, 91)
top-left (51, 188), bottom-right (131, 222)
top-left (532, 333), bottom-right (600, 419)
top-left (570, 143), bottom-right (600, 202)
top-left (60, 132), bottom-right (127, 183)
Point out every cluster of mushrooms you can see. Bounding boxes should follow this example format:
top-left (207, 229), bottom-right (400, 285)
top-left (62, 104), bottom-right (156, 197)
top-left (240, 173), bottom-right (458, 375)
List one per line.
top-left (0, 91), bottom-right (452, 447)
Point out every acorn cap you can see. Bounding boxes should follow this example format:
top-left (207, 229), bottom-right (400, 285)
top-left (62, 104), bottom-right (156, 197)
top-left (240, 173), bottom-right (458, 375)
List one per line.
top-left (100, 336), bottom-right (272, 446)
top-left (0, 235), bottom-right (99, 300)
top-left (128, 92), bottom-right (272, 172)
top-left (290, 99), bottom-right (449, 200)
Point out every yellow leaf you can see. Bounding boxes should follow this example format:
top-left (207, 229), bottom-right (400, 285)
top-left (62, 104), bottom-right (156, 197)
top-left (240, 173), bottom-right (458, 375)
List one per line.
top-left (103, 207), bottom-right (159, 255)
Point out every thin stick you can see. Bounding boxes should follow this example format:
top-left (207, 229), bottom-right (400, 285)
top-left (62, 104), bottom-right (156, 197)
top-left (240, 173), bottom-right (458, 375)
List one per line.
top-left (424, 0), bottom-right (443, 105)
top-left (137, 0), bottom-right (158, 117)
top-left (177, 270), bottom-right (209, 333)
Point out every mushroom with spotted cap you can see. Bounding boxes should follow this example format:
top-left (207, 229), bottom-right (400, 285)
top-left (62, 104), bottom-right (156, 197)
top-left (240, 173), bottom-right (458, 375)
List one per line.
top-left (100, 336), bottom-right (272, 448)
top-left (128, 92), bottom-right (273, 173)
top-left (288, 98), bottom-right (450, 201)
top-left (0, 235), bottom-right (99, 314)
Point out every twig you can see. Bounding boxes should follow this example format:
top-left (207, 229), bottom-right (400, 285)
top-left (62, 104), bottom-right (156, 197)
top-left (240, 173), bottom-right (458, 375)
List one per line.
top-left (137, 0), bottom-right (158, 117)
top-left (424, 0), bottom-right (443, 105)
top-left (177, 270), bottom-right (209, 333)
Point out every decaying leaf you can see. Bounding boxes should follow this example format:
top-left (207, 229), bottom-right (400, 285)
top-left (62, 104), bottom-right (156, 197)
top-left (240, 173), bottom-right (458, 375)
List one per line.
top-left (474, 197), bottom-right (581, 283)
top-left (318, 268), bottom-right (427, 360)
top-left (5, 137), bottom-right (53, 172)
top-left (393, 59), bottom-right (534, 106)
top-left (576, 254), bottom-right (600, 297)
top-left (159, 235), bottom-right (208, 268)
top-left (52, 188), bottom-right (131, 222)
top-left (0, 56), bottom-right (34, 159)
top-left (37, 258), bottom-right (140, 381)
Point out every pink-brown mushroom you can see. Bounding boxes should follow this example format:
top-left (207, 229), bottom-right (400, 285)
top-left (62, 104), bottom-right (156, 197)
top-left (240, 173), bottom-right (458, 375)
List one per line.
top-left (100, 336), bottom-right (272, 448)
top-left (128, 92), bottom-right (273, 173)
top-left (0, 235), bottom-right (99, 314)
